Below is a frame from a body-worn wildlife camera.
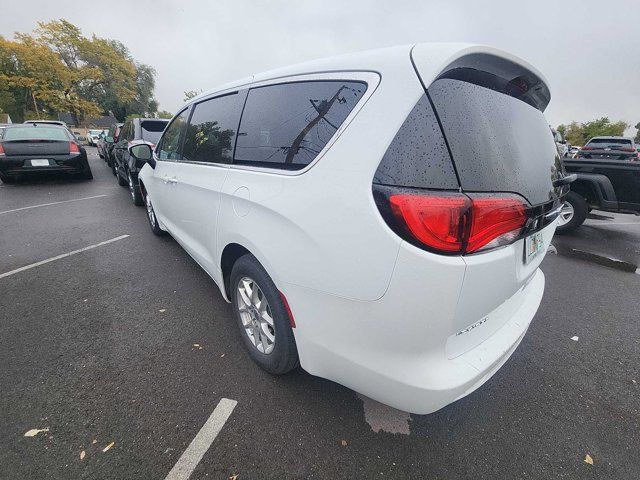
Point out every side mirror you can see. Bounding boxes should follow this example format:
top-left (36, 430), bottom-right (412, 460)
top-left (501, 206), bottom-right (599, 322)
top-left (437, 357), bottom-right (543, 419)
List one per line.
top-left (129, 143), bottom-right (156, 169)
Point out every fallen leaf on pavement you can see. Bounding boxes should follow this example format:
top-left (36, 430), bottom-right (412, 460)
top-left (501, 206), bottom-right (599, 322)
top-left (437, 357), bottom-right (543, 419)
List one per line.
top-left (571, 336), bottom-right (579, 341)
top-left (159, 309), bottom-right (166, 313)
top-left (220, 354), bottom-right (225, 358)
top-left (92, 439), bottom-right (97, 444)
top-left (24, 428), bottom-right (49, 437)
top-left (102, 442), bottom-right (115, 452)
top-left (340, 440), bottom-right (348, 446)
top-left (584, 454), bottom-right (594, 465)
top-left (80, 450), bottom-right (86, 460)
top-left (229, 475), bottom-right (239, 480)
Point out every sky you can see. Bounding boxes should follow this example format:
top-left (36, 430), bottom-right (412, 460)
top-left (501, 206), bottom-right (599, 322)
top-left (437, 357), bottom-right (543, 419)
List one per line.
top-left (1, 0), bottom-right (639, 134)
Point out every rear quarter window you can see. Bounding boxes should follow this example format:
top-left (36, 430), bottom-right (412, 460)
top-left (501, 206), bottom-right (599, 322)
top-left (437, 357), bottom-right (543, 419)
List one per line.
top-left (372, 94), bottom-right (458, 189)
top-left (234, 80), bottom-right (366, 170)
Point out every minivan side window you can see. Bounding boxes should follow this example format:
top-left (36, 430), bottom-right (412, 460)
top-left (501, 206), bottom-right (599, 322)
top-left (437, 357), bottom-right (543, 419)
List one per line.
top-left (234, 80), bottom-right (367, 170)
top-left (182, 92), bottom-right (243, 164)
top-left (158, 110), bottom-right (189, 161)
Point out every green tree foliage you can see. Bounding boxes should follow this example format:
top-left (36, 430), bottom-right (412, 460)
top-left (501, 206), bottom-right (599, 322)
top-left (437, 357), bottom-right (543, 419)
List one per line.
top-left (0, 19), bottom-right (161, 123)
top-left (562, 117), bottom-right (629, 146)
top-left (634, 122), bottom-right (640, 143)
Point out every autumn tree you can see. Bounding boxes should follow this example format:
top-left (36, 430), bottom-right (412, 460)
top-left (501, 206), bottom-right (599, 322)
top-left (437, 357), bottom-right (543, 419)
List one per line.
top-left (0, 19), bottom-right (160, 123)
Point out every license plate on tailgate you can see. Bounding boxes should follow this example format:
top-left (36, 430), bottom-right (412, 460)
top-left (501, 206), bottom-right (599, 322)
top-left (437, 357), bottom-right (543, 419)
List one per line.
top-left (30, 159), bottom-right (50, 167)
top-left (524, 231), bottom-right (544, 264)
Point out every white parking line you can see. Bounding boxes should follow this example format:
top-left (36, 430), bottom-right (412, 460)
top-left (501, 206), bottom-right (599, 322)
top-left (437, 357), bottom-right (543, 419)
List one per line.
top-left (164, 398), bottom-right (238, 480)
top-left (0, 235), bottom-right (129, 279)
top-left (0, 194), bottom-right (108, 215)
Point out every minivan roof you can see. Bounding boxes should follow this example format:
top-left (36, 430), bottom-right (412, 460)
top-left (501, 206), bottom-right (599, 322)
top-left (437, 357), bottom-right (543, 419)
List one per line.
top-left (186, 43), bottom-right (549, 109)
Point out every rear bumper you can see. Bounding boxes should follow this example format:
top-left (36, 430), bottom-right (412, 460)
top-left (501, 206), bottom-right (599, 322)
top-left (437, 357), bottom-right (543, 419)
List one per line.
top-left (0, 155), bottom-right (87, 176)
top-left (285, 236), bottom-right (549, 414)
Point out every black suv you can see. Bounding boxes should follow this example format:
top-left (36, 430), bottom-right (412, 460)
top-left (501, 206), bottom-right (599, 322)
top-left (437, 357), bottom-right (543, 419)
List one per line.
top-left (112, 118), bottom-right (168, 205)
top-left (557, 136), bottom-right (640, 233)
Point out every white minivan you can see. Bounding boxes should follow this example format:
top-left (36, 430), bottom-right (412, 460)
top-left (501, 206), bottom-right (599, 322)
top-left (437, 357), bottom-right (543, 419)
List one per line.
top-left (134, 43), bottom-right (569, 414)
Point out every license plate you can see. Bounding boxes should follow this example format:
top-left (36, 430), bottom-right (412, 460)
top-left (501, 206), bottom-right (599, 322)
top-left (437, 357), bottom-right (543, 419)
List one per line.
top-left (30, 159), bottom-right (50, 167)
top-left (524, 232), bottom-right (544, 264)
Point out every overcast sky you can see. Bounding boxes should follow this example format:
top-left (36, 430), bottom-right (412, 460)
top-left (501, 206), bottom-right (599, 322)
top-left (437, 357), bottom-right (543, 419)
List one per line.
top-left (2, 0), bottom-right (639, 133)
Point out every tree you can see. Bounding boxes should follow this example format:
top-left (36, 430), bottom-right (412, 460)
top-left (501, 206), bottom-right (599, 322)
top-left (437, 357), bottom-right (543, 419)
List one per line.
top-left (0, 19), bottom-right (160, 123)
top-left (634, 122), bottom-right (640, 143)
top-left (563, 117), bottom-right (628, 146)
top-left (183, 90), bottom-right (202, 102)
top-left (156, 110), bottom-right (173, 119)
top-left (556, 124), bottom-right (566, 137)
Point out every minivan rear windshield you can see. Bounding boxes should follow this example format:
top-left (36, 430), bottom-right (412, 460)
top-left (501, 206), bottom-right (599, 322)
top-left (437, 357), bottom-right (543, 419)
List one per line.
top-left (428, 78), bottom-right (562, 206)
top-left (2, 126), bottom-right (70, 141)
top-left (141, 120), bottom-right (168, 143)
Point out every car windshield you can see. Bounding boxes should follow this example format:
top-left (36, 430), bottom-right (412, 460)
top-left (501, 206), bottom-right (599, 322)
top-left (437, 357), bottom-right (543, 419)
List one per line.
top-left (2, 126), bottom-right (69, 141)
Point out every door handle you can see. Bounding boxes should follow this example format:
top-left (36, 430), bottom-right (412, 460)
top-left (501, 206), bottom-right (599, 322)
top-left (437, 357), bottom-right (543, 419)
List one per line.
top-left (163, 175), bottom-right (178, 184)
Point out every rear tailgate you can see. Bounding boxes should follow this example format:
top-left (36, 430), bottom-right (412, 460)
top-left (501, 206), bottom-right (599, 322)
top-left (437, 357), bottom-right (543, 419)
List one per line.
top-left (411, 46), bottom-right (562, 353)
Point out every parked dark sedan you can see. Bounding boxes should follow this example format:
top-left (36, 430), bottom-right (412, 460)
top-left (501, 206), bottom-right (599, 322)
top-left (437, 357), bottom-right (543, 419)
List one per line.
top-left (0, 124), bottom-right (92, 183)
top-left (112, 118), bottom-right (168, 205)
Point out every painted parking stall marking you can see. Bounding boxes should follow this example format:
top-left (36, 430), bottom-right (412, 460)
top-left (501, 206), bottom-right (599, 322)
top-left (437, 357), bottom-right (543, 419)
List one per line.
top-left (164, 398), bottom-right (237, 480)
top-left (0, 235), bottom-right (130, 279)
top-left (0, 194), bottom-right (108, 216)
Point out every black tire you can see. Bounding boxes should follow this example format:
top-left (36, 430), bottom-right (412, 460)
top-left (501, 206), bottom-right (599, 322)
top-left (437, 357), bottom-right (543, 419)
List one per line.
top-left (0, 174), bottom-right (16, 184)
top-left (144, 193), bottom-right (166, 236)
top-left (128, 171), bottom-right (144, 206)
top-left (110, 158), bottom-right (117, 176)
top-left (116, 164), bottom-right (127, 186)
top-left (230, 254), bottom-right (299, 375)
top-left (79, 158), bottom-right (93, 180)
top-left (556, 191), bottom-right (588, 234)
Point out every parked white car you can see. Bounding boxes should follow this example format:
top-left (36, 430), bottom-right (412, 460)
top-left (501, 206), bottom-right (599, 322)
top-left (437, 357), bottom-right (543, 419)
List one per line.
top-left (135, 43), bottom-right (567, 414)
top-left (87, 129), bottom-right (108, 146)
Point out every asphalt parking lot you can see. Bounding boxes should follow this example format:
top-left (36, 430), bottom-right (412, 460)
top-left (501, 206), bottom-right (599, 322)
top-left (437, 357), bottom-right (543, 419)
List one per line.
top-left (1, 148), bottom-right (639, 480)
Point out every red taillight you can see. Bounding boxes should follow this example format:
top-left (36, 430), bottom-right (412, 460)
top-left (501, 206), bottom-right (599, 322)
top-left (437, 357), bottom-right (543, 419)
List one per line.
top-left (0, 143), bottom-right (5, 156)
top-left (387, 193), bottom-right (527, 255)
top-left (69, 141), bottom-right (80, 154)
top-left (467, 197), bottom-right (526, 253)
top-left (390, 195), bottom-right (470, 253)
top-left (621, 147), bottom-right (636, 152)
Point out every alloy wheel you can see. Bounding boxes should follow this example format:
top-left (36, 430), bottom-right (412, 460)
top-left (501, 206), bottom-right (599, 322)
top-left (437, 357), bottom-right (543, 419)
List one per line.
top-left (128, 173), bottom-right (135, 200)
top-left (557, 201), bottom-right (575, 226)
top-left (236, 277), bottom-right (275, 354)
top-left (146, 195), bottom-right (156, 227)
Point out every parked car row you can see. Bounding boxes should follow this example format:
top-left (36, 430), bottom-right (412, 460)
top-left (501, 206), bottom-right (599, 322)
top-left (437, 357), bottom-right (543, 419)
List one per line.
top-left (98, 118), bottom-right (169, 205)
